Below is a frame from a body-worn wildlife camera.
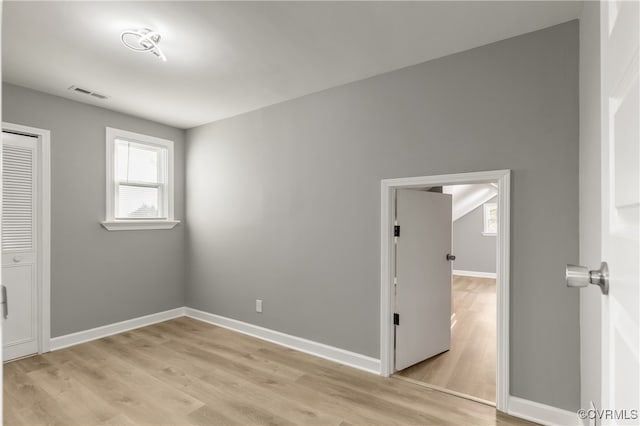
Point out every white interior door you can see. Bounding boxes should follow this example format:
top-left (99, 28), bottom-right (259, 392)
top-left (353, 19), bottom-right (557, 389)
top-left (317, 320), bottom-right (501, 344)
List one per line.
top-left (2, 131), bottom-right (39, 361)
top-left (600, 1), bottom-right (639, 423)
top-left (394, 189), bottom-right (452, 371)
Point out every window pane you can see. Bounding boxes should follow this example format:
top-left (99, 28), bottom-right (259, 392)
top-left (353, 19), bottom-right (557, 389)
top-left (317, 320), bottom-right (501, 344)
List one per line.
top-left (483, 203), bottom-right (498, 234)
top-left (117, 185), bottom-right (160, 218)
top-left (487, 205), bottom-right (498, 233)
top-left (116, 140), bottom-right (159, 184)
top-left (116, 142), bottom-right (129, 181)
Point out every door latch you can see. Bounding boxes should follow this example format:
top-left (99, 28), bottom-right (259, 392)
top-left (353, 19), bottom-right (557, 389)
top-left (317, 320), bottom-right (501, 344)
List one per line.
top-left (1, 285), bottom-right (8, 320)
top-left (446, 254), bottom-right (456, 261)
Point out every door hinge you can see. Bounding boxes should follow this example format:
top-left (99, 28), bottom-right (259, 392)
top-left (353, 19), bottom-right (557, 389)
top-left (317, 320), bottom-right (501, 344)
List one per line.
top-left (394, 225), bottom-right (400, 237)
top-left (393, 313), bottom-right (400, 325)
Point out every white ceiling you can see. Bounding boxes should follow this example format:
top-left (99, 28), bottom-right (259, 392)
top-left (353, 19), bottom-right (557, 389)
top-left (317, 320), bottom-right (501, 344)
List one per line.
top-left (2, 1), bottom-right (582, 129)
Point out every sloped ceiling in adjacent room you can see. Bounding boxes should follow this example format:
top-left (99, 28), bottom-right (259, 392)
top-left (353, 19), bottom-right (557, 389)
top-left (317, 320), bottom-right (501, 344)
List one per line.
top-left (444, 184), bottom-right (497, 221)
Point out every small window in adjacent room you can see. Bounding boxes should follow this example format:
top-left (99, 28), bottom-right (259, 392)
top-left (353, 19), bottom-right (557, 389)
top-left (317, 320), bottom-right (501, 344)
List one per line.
top-left (483, 202), bottom-right (498, 236)
top-left (102, 127), bottom-right (179, 231)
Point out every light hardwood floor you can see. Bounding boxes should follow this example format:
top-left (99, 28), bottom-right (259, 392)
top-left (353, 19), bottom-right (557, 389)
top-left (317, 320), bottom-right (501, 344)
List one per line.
top-left (397, 275), bottom-right (497, 403)
top-left (3, 316), bottom-right (531, 425)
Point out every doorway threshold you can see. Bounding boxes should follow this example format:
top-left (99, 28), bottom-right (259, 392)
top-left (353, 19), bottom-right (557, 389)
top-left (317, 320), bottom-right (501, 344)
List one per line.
top-left (392, 374), bottom-right (496, 408)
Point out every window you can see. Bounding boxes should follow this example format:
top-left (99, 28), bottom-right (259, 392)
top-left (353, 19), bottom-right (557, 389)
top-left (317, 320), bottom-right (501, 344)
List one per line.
top-left (483, 202), bottom-right (497, 236)
top-left (102, 128), bottom-right (179, 230)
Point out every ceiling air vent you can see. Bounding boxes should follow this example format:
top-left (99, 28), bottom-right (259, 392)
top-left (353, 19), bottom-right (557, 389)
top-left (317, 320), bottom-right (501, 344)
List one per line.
top-left (68, 85), bottom-right (109, 100)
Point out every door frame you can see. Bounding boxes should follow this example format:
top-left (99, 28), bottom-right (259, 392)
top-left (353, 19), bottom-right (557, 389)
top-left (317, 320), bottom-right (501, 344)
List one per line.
top-left (2, 122), bottom-right (51, 355)
top-left (380, 169), bottom-right (510, 411)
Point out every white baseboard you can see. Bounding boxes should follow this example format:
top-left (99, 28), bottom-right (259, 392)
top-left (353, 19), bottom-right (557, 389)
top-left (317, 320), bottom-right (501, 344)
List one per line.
top-left (48, 306), bottom-right (381, 375)
top-left (508, 396), bottom-right (580, 426)
top-left (185, 307), bottom-right (381, 375)
top-left (50, 307), bottom-right (186, 351)
top-left (453, 269), bottom-right (497, 279)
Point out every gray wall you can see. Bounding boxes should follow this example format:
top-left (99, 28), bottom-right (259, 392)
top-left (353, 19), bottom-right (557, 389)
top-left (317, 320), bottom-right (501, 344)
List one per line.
top-left (452, 196), bottom-right (496, 274)
top-left (579, 3), bottom-right (602, 411)
top-left (186, 22), bottom-right (580, 410)
top-left (2, 83), bottom-right (186, 337)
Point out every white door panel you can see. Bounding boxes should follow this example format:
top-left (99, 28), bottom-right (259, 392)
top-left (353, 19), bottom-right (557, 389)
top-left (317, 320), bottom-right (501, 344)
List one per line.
top-left (3, 264), bottom-right (37, 360)
top-left (601, 1), bottom-right (639, 423)
top-left (395, 189), bottom-right (452, 371)
top-left (612, 75), bottom-right (638, 209)
top-left (2, 131), bottom-right (39, 361)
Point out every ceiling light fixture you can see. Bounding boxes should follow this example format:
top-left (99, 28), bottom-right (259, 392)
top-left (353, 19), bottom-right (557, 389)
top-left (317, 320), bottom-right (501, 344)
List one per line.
top-left (121, 28), bottom-right (167, 62)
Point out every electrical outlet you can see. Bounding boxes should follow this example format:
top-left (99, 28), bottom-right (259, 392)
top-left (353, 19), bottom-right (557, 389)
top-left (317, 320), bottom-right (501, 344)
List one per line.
top-left (256, 299), bottom-right (263, 313)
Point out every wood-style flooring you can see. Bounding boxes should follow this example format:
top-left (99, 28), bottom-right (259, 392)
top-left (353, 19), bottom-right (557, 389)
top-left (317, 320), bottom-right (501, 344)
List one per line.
top-left (4, 316), bottom-right (530, 425)
top-left (397, 275), bottom-right (497, 403)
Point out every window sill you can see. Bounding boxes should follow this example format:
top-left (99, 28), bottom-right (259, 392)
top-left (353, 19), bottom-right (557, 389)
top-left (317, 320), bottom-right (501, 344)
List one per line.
top-left (101, 220), bottom-right (180, 231)
top-left (482, 232), bottom-right (497, 237)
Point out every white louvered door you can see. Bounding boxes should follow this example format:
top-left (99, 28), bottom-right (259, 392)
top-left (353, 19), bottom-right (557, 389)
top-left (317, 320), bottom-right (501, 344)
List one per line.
top-left (2, 132), bottom-right (38, 361)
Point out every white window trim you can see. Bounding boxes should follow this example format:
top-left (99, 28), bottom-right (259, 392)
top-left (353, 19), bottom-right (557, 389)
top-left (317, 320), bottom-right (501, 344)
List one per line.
top-left (102, 127), bottom-right (179, 231)
top-left (482, 202), bottom-right (497, 236)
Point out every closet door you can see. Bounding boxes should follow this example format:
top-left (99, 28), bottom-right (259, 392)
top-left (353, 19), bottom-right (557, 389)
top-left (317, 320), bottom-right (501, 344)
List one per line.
top-left (2, 131), bottom-right (39, 361)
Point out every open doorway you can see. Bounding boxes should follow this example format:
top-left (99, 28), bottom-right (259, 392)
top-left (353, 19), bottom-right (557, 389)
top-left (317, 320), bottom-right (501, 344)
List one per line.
top-left (380, 170), bottom-right (510, 411)
top-left (395, 183), bottom-right (498, 404)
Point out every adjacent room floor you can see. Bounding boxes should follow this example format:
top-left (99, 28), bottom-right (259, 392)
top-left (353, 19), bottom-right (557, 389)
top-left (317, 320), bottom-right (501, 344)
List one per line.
top-left (397, 275), bottom-right (497, 403)
top-left (2, 316), bottom-right (527, 425)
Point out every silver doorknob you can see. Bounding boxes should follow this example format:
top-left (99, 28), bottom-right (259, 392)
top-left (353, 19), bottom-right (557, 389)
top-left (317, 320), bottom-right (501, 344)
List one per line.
top-left (566, 262), bottom-right (609, 295)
